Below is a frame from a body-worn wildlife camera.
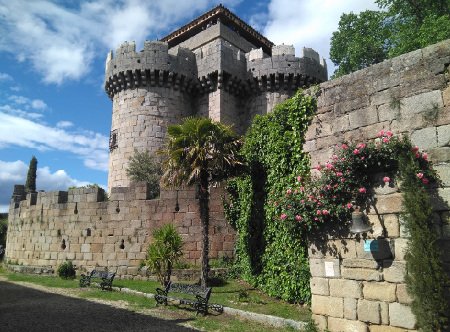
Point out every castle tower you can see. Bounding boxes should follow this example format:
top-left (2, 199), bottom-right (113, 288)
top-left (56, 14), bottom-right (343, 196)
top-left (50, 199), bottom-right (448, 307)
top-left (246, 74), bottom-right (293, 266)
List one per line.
top-left (104, 4), bottom-right (327, 190)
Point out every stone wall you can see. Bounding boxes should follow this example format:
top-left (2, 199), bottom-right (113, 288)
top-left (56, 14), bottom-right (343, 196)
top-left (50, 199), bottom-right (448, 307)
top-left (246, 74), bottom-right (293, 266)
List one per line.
top-left (306, 40), bottom-right (450, 331)
top-left (5, 183), bottom-right (235, 278)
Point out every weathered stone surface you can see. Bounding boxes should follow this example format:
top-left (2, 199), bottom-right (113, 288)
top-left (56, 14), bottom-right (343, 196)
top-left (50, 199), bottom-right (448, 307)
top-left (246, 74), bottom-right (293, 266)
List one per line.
top-left (344, 297), bottom-right (357, 320)
top-left (383, 261), bottom-right (406, 283)
top-left (369, 326), bottom-right (409, 332)
top-left (342, 259), bottom-right (379, 269)
top-left (396, 283), bottom-right (413, 304)
top-left (310, 277), bottom-right (329, 296)
top-left (400, 90), bottom-right (444, 118)
top-left (312, 314), bottom-right (327, 331)
top-left (311, 295), bottom-right (343, 318)
top-left (437, 124), bottom-right (450, 147)
top-left (330, 279), bottom-right (362, 298)
top-left (328, 317), bottom-right (368, 332)
top-left (363, 282), bottom-right (396, 302)
top-left (358, 299), bottom-right (381, 324)
top-left (410, 127), bottom-right (438, 150)
top-left (384, 214), bottom-right (400, 238)
top-left (342, 267), bottom-right (383, 281)
top-left (389, 303), bottom-right (416, 329)
top-left (394, 238), bottom-right (408, 261)
top-left (310, 259), bottom-right (341, 278)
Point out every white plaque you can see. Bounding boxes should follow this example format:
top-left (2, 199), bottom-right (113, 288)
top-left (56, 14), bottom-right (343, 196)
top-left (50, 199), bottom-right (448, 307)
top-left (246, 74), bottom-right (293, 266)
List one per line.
top-left (324, 261), bottom-right (335, 277)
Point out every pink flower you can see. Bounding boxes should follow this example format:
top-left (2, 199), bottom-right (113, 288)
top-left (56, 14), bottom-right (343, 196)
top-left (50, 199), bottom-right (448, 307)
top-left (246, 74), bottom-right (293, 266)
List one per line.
top-left (346, 203), bottom-right (353, 209)
top-left (353, 149), bottom-right (360, 155)
top-left (332, 154), bottom-right (338, 160)
top-left (315, 164), bottom-right (322, 171)
top-left (422, 178), bottom-right (429, 185)
top-left (386, 131), bottom-right (393, 137)
top-left (359, 187), bottom-right (367, 194)
top-left (280, 214), bottom-right (287, 220)
top-left (297, 176), bottom-right (302, 182)
top-left (340, 177), bottom-right (346, 183)
top-left (316, 210), bottom-right (322, 215)
top-left (357, 143), bottom-right (366, 149)
top-left (416, 172), bottom-right (424, 179)
top-left (412, 146), bottom-right (419, 153)
top-left (415, 152), bottom-right (420, 159)
top-left (295, 215), bottom-right (302, 221)
top-left (300, 186), bottom-right (305, 192)
top-left (300, 199), bottom-right (305, 204)
top-left (336, 171), bottom-right (343, 177)
top-left (326, 184), bottom-right (332, 190)
top-left (326, 163), bottom-right (334, 170)
top-left (361, 156), bottom-right (365, 160)
top-left (341, 143), bottom-right (348, 150)
top-left (322, 209), bottom-right (330, 215)
top-left (286, 188), bottom-right (292, 195)
top-left (383, 176), bottom-right (390, 183)
top-left (383, 137), bottom-right (390, 143)
top-left (422, 152), bottom-right (428, 161)
top-left (377, 130), bottom-right (385, 137)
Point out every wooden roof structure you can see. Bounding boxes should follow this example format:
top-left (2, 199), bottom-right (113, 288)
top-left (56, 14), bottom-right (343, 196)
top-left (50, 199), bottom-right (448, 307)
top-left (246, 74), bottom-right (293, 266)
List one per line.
top-left (161, 4), bottom-right (274, 55)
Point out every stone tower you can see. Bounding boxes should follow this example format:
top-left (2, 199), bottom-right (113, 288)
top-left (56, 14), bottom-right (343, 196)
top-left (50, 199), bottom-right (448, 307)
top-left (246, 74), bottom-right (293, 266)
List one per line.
top-left (104, 4), bottom-right (327, 190)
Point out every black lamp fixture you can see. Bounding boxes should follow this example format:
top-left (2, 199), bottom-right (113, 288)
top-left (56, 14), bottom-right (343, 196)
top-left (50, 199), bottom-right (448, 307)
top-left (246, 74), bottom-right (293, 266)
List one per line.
top-left (175, 190), bottom-right (180, 212)
top-left (349, 206), bottom-right (372, 234)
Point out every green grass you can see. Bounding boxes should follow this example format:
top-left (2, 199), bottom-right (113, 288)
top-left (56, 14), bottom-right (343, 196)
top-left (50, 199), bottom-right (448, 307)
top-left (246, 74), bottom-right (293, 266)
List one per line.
top-left (79, 289), bottom-right (157, 311)
top-left (5, 273), bottom-right (79, 288)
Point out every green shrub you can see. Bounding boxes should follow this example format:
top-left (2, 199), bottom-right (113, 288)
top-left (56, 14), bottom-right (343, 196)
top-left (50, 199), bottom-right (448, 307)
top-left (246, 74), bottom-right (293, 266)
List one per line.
top-left (0, 217), bottom-right (7, 247)
top-left (126, 149), bottom-right (161, 199)
top-left (57, 261), bottom-right (76, 279)
top-left (144, 224), bottom-right (183, 286)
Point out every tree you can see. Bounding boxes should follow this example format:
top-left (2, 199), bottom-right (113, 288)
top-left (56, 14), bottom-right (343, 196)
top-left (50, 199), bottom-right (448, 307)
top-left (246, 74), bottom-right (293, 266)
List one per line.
top-left (331, 0), bottom-right (450, 76)
top-left (25, 156), bottom-right (37, 193)
top-left (330, 11), bottom-right (391, 78)
top-left (145, 224), bottom-right (183, 286)
top-left (126, 149), bottom-right (162, 199)
top-left (160, 117), bottom-right (242, 287)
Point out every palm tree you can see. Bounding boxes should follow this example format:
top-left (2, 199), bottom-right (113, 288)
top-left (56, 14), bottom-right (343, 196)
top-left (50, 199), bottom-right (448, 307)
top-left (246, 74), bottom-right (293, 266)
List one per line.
top-left (160, 117), bottom-right (242, 287)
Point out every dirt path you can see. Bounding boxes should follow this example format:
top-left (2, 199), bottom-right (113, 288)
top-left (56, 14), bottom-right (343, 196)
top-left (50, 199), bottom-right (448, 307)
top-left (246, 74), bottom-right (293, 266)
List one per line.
top-left (0, 278), bottom-right (197, 332)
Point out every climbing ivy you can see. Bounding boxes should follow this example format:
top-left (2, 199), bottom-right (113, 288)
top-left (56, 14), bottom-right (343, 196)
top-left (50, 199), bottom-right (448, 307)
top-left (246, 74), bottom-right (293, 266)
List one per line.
top-left (224, 89), bottom-right (317, 303)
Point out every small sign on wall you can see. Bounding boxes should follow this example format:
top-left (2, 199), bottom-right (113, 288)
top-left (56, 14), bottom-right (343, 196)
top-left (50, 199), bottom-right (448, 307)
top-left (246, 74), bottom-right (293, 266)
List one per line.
top-left (364, 239), bottom-right (379, 252)
top-left (324, 261), bottom-right (335, 277)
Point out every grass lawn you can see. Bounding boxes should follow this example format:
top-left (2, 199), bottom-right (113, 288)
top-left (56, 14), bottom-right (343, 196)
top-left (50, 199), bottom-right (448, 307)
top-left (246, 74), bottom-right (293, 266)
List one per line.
top-left (0, 265), bottom-right (310, 331)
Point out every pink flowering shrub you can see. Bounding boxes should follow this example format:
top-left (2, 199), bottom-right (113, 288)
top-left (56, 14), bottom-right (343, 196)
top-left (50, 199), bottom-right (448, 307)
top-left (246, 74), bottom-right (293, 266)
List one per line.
top-left (276, 131), bottom-right (439, 231)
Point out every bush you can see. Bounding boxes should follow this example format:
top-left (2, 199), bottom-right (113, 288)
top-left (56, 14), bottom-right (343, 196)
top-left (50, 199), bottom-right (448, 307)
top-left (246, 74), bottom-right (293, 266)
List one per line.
top-left (144, 224), bottom-right (183, 286)
top-left (126, 149), bottom-right (161, 199)
top-left (57, 261), bottom-right (76, 279)
top-left (0, 217), bottom-right (7, 247)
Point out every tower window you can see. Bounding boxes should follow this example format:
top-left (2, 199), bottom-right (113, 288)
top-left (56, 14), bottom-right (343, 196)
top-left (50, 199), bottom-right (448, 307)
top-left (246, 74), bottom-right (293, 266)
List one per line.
top-left (109, 129), bottom-right (118, 151)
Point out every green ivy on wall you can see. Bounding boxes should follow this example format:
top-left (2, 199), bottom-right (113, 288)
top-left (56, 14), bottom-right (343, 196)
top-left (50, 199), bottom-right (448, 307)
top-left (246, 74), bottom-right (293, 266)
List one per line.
top-left (224, 89), bottom-right (317, 303)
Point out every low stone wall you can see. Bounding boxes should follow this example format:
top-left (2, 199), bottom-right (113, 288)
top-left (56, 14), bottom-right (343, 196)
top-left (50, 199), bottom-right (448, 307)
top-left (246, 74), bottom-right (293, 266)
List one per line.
top-left (5, 183), bottom-right (235, 278)
top-left (307, 40), bottom-right (450, 331)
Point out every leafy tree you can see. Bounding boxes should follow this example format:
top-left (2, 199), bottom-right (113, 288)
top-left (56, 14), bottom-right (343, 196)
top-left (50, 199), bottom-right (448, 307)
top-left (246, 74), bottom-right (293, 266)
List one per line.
top-left (331, 0), bottom-right (450, 76)
top-left (330, 11), bottom-right (391, 78)
top-left (145, 224), bottom-right (183, 286)
top-left (160, 117), bottom-right (242, 287)
top-left (25, 156), bottom-right (37, 193)
top-left (126, 149), bottom-right (162, 199)
top-left (0, 216), bottom-right (7, 247)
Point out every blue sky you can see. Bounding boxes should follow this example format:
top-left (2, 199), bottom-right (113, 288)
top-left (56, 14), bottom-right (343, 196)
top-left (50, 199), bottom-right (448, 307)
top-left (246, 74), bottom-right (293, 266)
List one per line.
top-left (0, 0), bottom-right (379, 212)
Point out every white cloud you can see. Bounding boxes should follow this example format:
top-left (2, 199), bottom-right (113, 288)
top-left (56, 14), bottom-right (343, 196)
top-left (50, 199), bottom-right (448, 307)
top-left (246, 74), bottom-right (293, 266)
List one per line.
top-left (31, 99), bottom-right (47, 110)
top-left (0, 159), bottom-right (94, 212)
top-left (0, 0), bottom-right (241, 85)
top-left (261, 0), bottom-right (380, 75)
top-left (0, 112), bottom-right (109, 171)
top-left (56, 120), bottom-right (73, 129)
top-left (0, 72), bottom-right (12, 81)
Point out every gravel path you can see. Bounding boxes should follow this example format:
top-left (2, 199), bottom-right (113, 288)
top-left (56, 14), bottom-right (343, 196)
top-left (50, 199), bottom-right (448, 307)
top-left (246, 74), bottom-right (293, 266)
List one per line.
top-left (0, 281), bottom-right (196, 332)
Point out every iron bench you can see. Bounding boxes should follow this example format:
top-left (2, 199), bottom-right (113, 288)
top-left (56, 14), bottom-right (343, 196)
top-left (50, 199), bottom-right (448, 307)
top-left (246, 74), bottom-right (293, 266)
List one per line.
top-left (155, 281), bottom-right (223, 315)
top-left (79, 269), bottom-right (115, 291)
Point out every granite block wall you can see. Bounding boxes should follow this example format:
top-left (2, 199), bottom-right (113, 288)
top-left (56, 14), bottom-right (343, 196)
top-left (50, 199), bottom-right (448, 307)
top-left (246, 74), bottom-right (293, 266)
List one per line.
top-left (306, 39), bottom-right (450, 332)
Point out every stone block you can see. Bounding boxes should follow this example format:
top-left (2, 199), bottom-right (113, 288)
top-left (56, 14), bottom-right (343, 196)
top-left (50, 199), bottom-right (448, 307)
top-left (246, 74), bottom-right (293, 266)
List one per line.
top-left (311, 295), bottom-right (343, 318)
top-left (80, 243), bottom-right (90, 253)
top-left (310, 258), bottom-right (340, 278)
top-left (437, 124), bottom-right (450, 147)
top-left (380, 301), bottom-right (389, 325)
top-left (356, 238), bottom-right (394, 261)
top-left (401, 90), bottom-right (443, 118)
top-left (396, 283), bottom-right (413, 304)
top-left (327, 317), bottom-right (368, 332)
top-left (329, 279), bottom-right (362, 298)
top-left (394, 238), bottom-right (408, 261)
top-left (384, 214), bottom-right (400, 238)
top-left (383, 261), bottom-right (406, 283)
top-left (357, 299), bottom-right (381, 324)
top-left (342, 259), bottom-right (379, 269)
top-left (310, 277), bottom-right (329, 296)
top-left (312, 314), bottom-right (327, 331)
top-left (348, 106), bottom-right (379, 129)
top-left (370, 193), bottom-right (403, 214)
top-left (369, 326), bottom-right (408, 332)
top-left (344, 297), bottom-right (357, 320)
top-left (363, 282), bottom-right (396, 302)
top-left (342, 267), bottom-right (382, 281)
top-left (410, 127), bottom-right (438, 150)
top-left (389, 303), bottom-right (416, 329)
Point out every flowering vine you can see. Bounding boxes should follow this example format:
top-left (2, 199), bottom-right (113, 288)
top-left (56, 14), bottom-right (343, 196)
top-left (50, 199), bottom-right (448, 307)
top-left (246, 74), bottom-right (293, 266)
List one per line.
top-left (276, 130), bottom-right (439, 232)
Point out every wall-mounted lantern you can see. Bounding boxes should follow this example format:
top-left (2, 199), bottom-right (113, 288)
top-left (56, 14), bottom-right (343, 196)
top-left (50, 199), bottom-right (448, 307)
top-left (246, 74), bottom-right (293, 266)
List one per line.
top-left (175, 190), bottom-right (180, 212)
